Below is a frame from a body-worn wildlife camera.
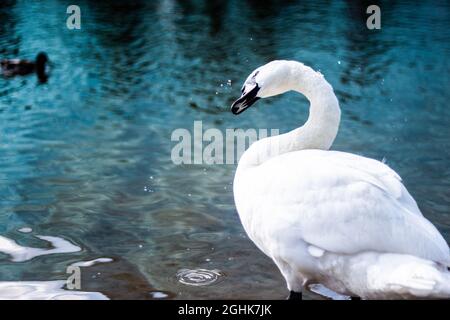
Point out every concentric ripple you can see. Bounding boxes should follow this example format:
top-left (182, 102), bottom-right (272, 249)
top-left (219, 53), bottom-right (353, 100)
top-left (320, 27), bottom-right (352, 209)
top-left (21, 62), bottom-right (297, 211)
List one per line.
top-left (176, 268), bottom-right (224, 286)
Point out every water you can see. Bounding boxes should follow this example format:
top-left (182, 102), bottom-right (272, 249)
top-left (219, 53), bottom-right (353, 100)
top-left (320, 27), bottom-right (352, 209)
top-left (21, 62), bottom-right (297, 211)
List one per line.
top-left (0, 0), bottom-right (449, 299)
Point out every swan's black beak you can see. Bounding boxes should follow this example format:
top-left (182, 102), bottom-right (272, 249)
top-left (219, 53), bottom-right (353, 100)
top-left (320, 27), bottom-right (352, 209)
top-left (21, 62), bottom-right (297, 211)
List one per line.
top-left (231, 84), bottom-right (260, 115)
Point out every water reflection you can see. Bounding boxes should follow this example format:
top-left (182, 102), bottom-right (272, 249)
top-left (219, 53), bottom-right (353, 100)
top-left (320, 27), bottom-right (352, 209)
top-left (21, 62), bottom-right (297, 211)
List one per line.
top-left (0, 233), bottom-right (80, 262)
top-left (0, 280), bottom-right (108, 300)
top-left (0, 0), bottom-right (449, 299)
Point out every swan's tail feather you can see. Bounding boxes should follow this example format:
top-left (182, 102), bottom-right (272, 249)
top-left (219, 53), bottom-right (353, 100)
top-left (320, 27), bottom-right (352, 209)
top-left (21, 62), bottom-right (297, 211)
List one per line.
top-left (367, 254), bottom-right (450, 299)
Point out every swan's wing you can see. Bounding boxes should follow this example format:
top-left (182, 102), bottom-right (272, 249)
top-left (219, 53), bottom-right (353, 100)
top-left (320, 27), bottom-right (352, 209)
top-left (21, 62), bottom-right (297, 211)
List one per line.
top-left (240, 150), bottom-right (449, 264)
top-left (321, 151), bottom-right (422, 217)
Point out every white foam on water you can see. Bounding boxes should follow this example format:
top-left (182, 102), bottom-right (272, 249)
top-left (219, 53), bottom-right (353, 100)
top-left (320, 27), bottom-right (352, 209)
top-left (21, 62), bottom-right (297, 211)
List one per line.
top-left (18, 227), bottom-right (32, 233)
top-left (70, 257), bottom-right (113, 267)
top-left (0, 234), bottom-right (81, 262)
top-left (0, 281), bottom-right (108, 300)
top-left (0, 234), bottom-right (113, 299)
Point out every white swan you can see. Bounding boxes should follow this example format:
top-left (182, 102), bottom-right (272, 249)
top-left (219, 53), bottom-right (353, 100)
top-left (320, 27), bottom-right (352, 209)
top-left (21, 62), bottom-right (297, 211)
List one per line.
top-left (231, 60), bottom-right (450, 299)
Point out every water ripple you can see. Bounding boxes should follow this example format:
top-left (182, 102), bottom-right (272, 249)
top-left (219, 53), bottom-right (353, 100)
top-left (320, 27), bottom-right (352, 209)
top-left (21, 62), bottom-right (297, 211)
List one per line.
top-left (176, 268), bottom-right (224, 287)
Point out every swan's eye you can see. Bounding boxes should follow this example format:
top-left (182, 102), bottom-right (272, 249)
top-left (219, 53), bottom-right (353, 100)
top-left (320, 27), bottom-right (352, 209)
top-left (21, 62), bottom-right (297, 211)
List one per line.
top-left (252, 71), bottom-right (259, 79)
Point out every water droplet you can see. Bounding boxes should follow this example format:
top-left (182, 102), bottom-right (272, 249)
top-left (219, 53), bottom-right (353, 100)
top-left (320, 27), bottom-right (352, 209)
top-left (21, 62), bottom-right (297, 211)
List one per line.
top-left (337, 60), bottom-right (341, 65)
top-left (176, 269), bottom-right (224, 286)
top-left (144, 186), bottom-right (154, 193)
top-left (18, 227), bottom-right (32, 233)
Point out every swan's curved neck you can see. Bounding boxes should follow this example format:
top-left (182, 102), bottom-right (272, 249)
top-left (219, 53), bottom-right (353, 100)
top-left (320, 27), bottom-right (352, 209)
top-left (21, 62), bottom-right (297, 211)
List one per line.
top-left (239, 62), bottom-right (341, 168)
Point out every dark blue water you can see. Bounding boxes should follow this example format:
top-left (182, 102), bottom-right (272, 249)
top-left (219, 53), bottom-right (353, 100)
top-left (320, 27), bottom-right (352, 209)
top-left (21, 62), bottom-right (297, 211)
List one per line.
top-left (0, 0), bottom-right (449, 299)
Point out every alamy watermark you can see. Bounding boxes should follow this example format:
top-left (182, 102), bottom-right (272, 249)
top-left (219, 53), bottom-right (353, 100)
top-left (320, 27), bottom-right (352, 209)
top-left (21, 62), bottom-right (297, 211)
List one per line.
top-left (66, 265), bottom-right (81, 290)
top-left (65, 4), bottom-right (380, 31)
top-left (366, 5), bottom-right (381, 29)
top-left (171, 121), bottom-right (279, 165)
top-left (66, 5), bottom-right (81, 30)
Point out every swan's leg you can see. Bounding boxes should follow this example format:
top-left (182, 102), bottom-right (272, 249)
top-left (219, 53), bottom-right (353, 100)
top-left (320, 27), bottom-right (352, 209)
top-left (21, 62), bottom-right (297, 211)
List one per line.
top-left (273, 257), bottom-right (306, 300)
top-left (287, 291), bottom-right (302, 300)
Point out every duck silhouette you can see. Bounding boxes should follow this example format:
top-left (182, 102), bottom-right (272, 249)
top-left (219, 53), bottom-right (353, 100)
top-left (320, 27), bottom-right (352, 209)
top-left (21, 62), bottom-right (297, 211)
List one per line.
top-left (1, 52), bottom-right (49, 82)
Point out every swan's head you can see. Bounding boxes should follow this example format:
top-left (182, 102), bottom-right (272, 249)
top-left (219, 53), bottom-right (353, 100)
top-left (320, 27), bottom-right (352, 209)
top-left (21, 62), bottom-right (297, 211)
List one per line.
top-left (231, 60), bottom-right (293, 115)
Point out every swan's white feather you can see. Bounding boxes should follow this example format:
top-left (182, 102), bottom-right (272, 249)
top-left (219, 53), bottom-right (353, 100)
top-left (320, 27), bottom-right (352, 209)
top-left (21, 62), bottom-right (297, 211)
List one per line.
top-left (363, 253), bottom-right (450, 299)
top-left (235, 149), bottom-right (449, 265)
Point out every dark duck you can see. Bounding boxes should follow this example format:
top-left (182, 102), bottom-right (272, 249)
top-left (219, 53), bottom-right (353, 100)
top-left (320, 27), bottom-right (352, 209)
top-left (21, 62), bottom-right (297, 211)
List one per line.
top-left (1, 52), bottom-right (49, 82)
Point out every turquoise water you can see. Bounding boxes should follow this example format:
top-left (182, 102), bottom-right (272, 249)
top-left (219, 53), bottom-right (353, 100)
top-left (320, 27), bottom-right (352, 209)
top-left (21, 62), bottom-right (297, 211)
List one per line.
top-left (0, 0), bottom-right (449, 299)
